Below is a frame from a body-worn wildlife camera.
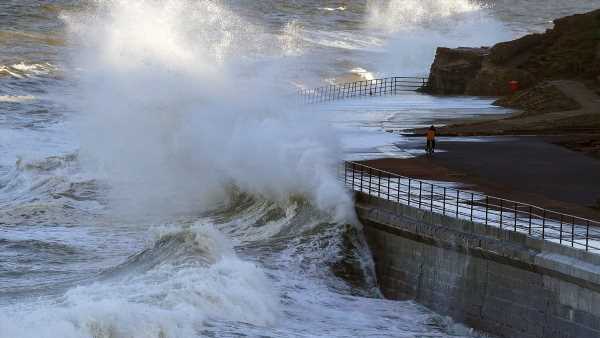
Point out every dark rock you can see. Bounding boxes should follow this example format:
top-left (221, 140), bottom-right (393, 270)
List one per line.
top-left (493, 81), bottom-right (580, 116)
top-left (466, 65), bottom-right (535, 96)
top-left (427, 47), bottom-right (489, 95)
top-left (489, 34), bottom-right (545, 65)
top-left (426, 9), bottom-right (600, 96)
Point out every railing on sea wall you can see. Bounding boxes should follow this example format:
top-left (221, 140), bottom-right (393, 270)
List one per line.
top-left (299, 76), bottom-right (429, 104)
top-left (342, 161), bottom-right (600, 253)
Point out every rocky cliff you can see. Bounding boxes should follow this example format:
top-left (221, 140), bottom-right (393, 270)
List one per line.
top-left (427, 9), bottom-right (600, 96)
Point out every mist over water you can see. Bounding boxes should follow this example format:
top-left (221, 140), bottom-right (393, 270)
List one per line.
top-left (1, 0), bottom-right (598, 337)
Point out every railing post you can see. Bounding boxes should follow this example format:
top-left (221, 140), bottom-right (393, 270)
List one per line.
top-left (351, 162), bottom-right (355, 191)
top-left (514, 202), bottom-right (518, 231)
top-left (470, 193), bottom-right (474, 221)
top-left (408, 178), bottom-right (412, 206)
top-left (387, 173), bottom-right (391, 200)
top-left (559, 214), bottom-right (563, 244)
top-left (571, 216), bottom-right (575, 247)
top-left (360, 165), bottom-right (364, 193)
top-left (419, 181), bottom-right (422, 209)
top-left (398, 177), bottom-right (401, 203)
top-left (499, 199), bottom-right (503, 229)
top-left (442, 187), bottom-right (446, 215)
top-left (369, 167), bottom-right (373, 196)
top-left (586, 221), bottom-right (590, 251)
top-left (528, 206), bottom-right (532, 235)
top-left (430, 184), bottom-right (434, 212)
top-left (542, 210), bottom-right (546, 239)
top-left (378, 172), bottom-right (381, 198)
top-left (456, 190), bottom-right (459, 218)
top-left (485, 196), bottom-right (489, 226)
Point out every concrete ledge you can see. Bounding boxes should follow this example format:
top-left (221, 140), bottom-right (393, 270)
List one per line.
top-left (356, 192), bottom-right (600, 338)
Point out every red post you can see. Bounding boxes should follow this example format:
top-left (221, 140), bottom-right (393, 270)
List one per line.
top-left (509, 80), bottom-right (519, 93)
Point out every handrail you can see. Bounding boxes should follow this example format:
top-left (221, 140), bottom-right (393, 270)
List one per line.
top-left (299, 76), bottom-right (430, 104)
top-left (342, 161), bottom-right (600, 253)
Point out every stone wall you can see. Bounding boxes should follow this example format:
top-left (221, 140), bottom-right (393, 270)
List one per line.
top-left (356, 193), bottom-right (600, 338)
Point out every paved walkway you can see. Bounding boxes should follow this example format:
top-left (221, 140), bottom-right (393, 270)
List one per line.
top-left (363, 136), bottom-right (600, 220)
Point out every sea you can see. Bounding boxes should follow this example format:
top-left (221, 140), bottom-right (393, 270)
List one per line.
top-left (0, 1), bottom-right (598, 337)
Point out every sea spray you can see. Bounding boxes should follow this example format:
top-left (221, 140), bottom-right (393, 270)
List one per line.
top-left (63, 0), bottom-right (354, 220)
top-left (368, 0), bottom-right (482, 31)
top-left (365, 0), bottom-right (513, 76)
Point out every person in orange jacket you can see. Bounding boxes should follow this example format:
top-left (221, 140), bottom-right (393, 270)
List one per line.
top-left (426, 125), bottom-right (436, 154)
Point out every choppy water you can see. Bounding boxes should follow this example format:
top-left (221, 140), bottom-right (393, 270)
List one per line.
top-left (0, 1), bottom-right (597, 337)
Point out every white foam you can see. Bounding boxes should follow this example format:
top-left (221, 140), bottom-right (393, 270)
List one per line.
top-left (0, 62), bottom-right (56, 78)
top-left (350, 67), bottom-right (375, 80)
top-left (0, 95), bottom-right (36, 103)
top-left (319, 6), bottom-right (346, 12)
top-left (0, 223), bottom-right (280, 338)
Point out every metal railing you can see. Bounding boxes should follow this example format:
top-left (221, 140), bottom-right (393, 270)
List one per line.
top-left (299, 76), bottom-right (429, 104)
top-left (342, 161), bottom-right (600, 253)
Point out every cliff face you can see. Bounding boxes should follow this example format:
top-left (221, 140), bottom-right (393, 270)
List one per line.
top-left (427, 47), bottom-right (488, 95)
top-left (427, 9), bottom-right (600, 96)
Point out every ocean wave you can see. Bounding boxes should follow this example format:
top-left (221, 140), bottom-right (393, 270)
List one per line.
top-left (0, 153), bottom-right (104, 224)
top-left (16, 153), bottom-right (78, 173)
top-left (0, 223), bottom-right (279, 338)
top-left (102, 224), bottom-right (235, 277)
top-left (0, 62), bottom-right (57, 79)
top-left (0, 238), bottom-right (78, 256)
top-left (301, 29), bottom-right (384, 50)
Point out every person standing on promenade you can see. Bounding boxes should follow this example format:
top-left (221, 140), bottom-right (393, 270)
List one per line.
top-left (426, 125), bottom-right (436, 155)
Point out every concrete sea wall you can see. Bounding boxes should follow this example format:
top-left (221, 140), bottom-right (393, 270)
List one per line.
top-left (356, 193), bottom-right (600, 338)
